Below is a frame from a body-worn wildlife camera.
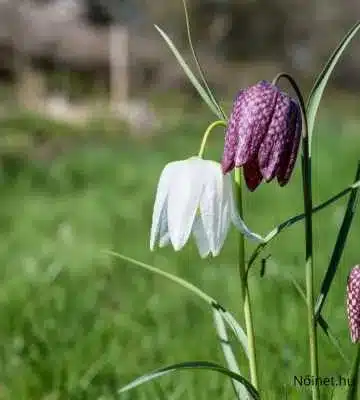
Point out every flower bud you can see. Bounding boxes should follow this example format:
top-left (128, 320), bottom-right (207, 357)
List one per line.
top-left (221, 80), bottom-right (302, 191)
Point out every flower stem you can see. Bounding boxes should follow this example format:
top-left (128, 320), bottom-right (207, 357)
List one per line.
top-left (198, 120), bottom-right (226, 158)
top-left (234, 168), bottom-right (259, 391)
top-left (300, 98), bottom-right (320, 400)
top-left (273, 72), bottom-right (319, 400)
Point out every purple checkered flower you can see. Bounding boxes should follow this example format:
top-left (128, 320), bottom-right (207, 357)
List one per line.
top-left (347, 265), bottom-right (360, 343)
top-left (221, 80), bottom-right (302, 191)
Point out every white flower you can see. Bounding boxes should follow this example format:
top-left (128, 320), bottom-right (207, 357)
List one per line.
top-left (150, 156), bottom-right (264, 258)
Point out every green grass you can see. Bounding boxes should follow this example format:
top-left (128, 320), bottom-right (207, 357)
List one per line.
top-left (0, 107), bottom-right (359, 399)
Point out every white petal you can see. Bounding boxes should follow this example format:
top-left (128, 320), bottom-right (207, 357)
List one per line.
top-left (167, 157), bottom-right (205, 251)
top-left (213, 182), bottom-right (232, 256)
top-left (227, 176), bottom-right (265, 243)
top-left (158, 207), bottom-right (170, 248)
top-left (159, 232), bottom-right (170, 248)
top-left (150, 162), bottom-right (179, 250)
top-left (192, 215), bottom-right (210, 258)
top-left (199, 161), bottom-right (223, 255)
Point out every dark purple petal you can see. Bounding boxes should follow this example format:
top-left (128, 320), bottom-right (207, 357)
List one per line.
top-left (221, 90), bottom-right (244, 174)
top-left (347, 265), bottom-right (360, 343)
top-left (234, 81), bottom-right (278, 166)
top-left (276, 99), bottom-right (302, 186)
top-left (243, 158), bottom-right (263, 191)
top-left (258, 93), bottom-right (291, 182)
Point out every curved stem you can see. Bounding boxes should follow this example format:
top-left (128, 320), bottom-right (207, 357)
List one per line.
top-left (273, 72), bottom-right (319, 400)
top-left (198, 120), bottom-right (227, 157)
top-left (246, 177), bottom-right (360, 273)
top-left (234, 168), bottom-right (259, 391)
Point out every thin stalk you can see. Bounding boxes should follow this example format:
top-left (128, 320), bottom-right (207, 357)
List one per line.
top-left (198, 120), bottom-right (226, 157)
top-left (299, 94), bottom-right (320, 400)
top-left (181, 0), bottom-right (227, 120)
top-left (246, 177), bottom-right (360, 273)
top-left (234, 168), bottom-right (259, 390)
top-left (273, 73), bottom-right (319, 400)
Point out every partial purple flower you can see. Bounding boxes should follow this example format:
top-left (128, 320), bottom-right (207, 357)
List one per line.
top-left (347, 265), bottom-right (360, 343)
top-left (221, 80), bottom-right (302, 191)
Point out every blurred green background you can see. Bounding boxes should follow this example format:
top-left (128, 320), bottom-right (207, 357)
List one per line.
top-left (0, 98), bottom-right (359, 399)
top-left (1, 0), bottom-right (360, 399)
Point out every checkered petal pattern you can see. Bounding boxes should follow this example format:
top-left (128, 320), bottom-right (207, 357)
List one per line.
top-left (347, 265), bottom-right (360, 343)
top-left (221, 80), bottom-right (302, 191)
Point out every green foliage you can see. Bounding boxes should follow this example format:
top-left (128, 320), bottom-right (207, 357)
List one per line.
top-left (0, 111), bottom-right (359, 398)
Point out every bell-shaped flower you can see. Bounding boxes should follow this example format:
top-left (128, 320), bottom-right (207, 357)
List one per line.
top-left (221, 80), bottom-right (302, 191)
top-left (150, 156), bottom-right (264, 258)
top-left (347, 265), bottom-right (360, 343)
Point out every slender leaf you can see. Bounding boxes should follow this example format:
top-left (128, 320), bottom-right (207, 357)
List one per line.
top-left (287, 272), bottom-right (349, 365)
top-left (154, 25), bottom-right (223, 119)
top-left (306, 22), bottom-right (360, 151)
top-left (269, 267), bottom-right (349, 365)
top-left (264, 178), bottom-right (360, 244)
top-left (218, 307), bottom-right (249, 358)
top-left (181, 0), bottom-right (226, 119)
top-left (247, 178), bottom-right (360, 271)
top-left (118, 360), bottom-right (259, 399)
top-left (315, 162), bottom-right (360, 318)
top-left (104, 250), bottom-right (249, 358)
top-left (212, 306), bottom-right (250, 399)
top-left (317, 317), bottom-right (350, 367)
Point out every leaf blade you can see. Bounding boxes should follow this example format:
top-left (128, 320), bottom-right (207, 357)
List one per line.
top-left (212, 306), bottom-right (249, 399)
top-left (315, 162), bottom-right (360, 317)
top-left (181, 0), bottom-right (226, 119)
top-left (306, 22), bottom-right (360, 151)
top-left (104, 250), bottom-right (249, 359)
top-left (154, 25), bottom-right (223, 119)
top-left (118, 361), bottom-right (259, 399)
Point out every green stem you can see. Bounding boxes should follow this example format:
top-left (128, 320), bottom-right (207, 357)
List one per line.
top-left (300, 96), bottom-right (320, 400)
top-left (234, 168), bottom-right (259, 391)
top-left (198, 120), bottom-right (227, 157)
top-left (273, 73), bottom-right (319, 400)
top-left (246, 177), bottom-right (360, 273)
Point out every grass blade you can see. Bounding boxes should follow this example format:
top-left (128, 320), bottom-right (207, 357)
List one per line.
top-left (264, 178), bottom-right (360, 243)
top-left (181, 0), bottom-right (226, 120)
top-left (105, 250), bottom-right (249, 359)
top-left (306, 22), bottom-right (360, 152)
top-left (247, 178), bottom-right (360, 271)
top-left (118, 360), bottom-right (259, 399)
top-left (266, 267), bottom-right (350, 366)
top-left (315, 162), bottom-right (360, 317)
top-left (287, 273), bottom-right (350, 366)
top-left (154, 25), bottom-right (223, 119)
top-left (317, 317), bottom-right (350, 367)
top-left (212, 306), bottom-right (249, 399)
top-left (217, 307), bottom-right (249, 358)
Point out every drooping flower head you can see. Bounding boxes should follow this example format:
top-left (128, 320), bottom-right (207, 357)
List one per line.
top-left (221, 80), bottom-right (302, 191)
top-left (347, 265), bottom-right (360, 343)
top-left (150, 157), bottom-right (264, 258)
